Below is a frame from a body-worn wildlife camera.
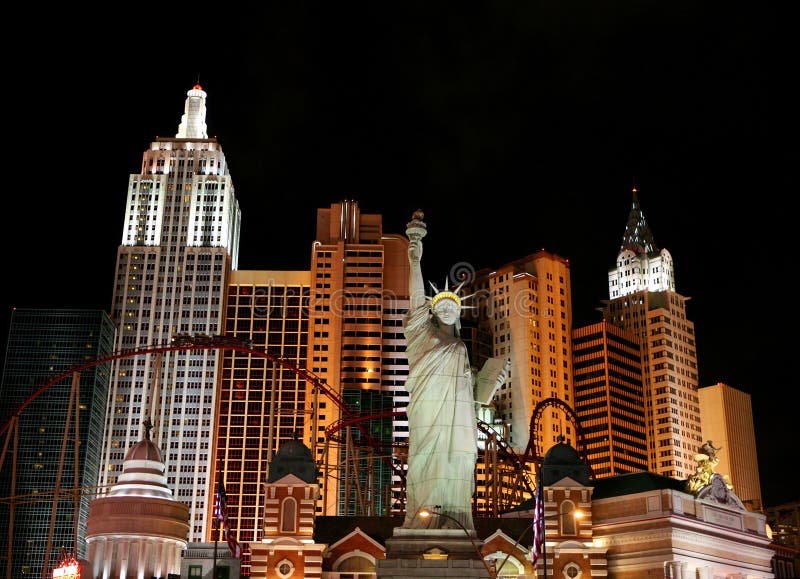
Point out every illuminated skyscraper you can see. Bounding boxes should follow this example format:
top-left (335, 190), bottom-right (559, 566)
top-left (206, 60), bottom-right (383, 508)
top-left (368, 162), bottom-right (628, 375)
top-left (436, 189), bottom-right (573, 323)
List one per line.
top-left (602, 188), bottom-right (702, 479)
top-left (470, 251), bottom-right (574, 455)
top-left (215, 269), bottom-right (311, 568)
top-left (307, 200), bottom-right (409, 517)
top-left (212, 201), bottom-right (412, 545)
top-left (698, 381), bottom-right (763, 511)
top-left (99, 85), bottom-right (241, 542)
top-left (0, 308), bottom-right (114, 577)
top-left (572, 320), bottom-right (648, 476)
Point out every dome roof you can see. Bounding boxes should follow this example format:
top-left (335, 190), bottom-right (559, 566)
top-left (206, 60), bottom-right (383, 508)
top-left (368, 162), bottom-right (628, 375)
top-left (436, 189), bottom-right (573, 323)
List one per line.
top-left (268, 433), bottom-right (318, 483)
top-left (543, 441), bottom-right (583, 466)
top-left (124, 437), bottom-right (163, 462)
top-left (108, 427), bottom-right (173, 499)
top-left (540, 436), bottom-right (592, 486)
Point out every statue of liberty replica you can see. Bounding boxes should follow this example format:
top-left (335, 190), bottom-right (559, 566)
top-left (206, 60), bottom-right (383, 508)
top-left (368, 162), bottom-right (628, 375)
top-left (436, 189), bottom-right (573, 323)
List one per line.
top-left (378, 210), bottom-right (508, 578)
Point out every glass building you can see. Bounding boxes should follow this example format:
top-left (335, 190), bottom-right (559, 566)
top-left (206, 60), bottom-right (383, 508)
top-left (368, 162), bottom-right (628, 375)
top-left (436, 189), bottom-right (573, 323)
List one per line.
top-left (0, 308), bottom-right (114, 577)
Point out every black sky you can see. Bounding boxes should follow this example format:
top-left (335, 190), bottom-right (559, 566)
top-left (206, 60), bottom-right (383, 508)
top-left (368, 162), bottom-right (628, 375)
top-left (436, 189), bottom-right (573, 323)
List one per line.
top-left (3, 4), bottom-right (794, 506)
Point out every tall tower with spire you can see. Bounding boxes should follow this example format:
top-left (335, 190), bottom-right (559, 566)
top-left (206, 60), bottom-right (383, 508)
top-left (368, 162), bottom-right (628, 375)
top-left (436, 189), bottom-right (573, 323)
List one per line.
top-left (607, 187), bottom-right (675, 297)
top-left (602, 188), bottom-right (702, 480)
top-left (98, 84), bottom-right (241, 543)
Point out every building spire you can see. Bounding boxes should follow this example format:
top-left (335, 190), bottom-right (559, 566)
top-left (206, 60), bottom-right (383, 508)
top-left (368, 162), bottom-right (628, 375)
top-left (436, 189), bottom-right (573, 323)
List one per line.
top-left (176, 84), bottom-right (209, 139)
top-left (619, 186), bottom-right (658, 255)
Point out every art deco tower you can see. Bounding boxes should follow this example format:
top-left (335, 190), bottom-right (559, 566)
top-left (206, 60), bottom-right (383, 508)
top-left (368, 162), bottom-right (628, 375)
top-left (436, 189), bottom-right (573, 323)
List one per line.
top-left (99, 85), bottom-right (241, 542)
top-left (602, 188), bottom-right (702, 479)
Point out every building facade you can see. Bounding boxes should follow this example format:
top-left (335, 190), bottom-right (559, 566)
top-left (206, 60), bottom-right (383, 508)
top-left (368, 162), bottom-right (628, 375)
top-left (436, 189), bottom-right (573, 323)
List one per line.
top-left (765, 500), bottom-right (800, 577)
top-left (99, 84), bottom-right (241, 543)
top-left (572, 320), bottom-right (648, 476)
top-left (698, 381), bottom-right (763, 511)
top-left (602, 188), bottom-right (702, 479)
top-left (469, 251), bottom-right (574, 456)
top-left (215, 269), bottom-right (311, 574)
top-left (0, 308), bottom-right (115, 577)
top-left (306, 200), bottom-right (410, 518)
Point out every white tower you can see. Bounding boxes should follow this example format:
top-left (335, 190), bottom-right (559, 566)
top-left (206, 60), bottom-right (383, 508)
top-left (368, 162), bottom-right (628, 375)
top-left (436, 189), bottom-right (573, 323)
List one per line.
top-left (176, 84), bottom-right (209, 139)
top-left (99, 84), bottom-right (241, 543)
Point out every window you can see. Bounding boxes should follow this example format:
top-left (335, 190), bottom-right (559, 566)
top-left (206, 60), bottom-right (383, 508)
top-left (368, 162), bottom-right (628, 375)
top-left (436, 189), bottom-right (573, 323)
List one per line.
top-left (281, 497), bottom-right (298, 532)
top-left (189, 566), bottom-right (202, 577)
top-left (276, 559), bottom-right (295, 578)
top-left (560, 501), bottom-right (578, 535)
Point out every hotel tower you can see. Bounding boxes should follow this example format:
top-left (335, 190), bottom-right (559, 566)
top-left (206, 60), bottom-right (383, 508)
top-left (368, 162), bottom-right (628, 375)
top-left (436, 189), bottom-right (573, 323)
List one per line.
top-left (602, 188), bottom-right (702, 479)
top-left (306, 201), bottom-right (409, 517)
top-left (99, 85), bottom-right (241, 542)
top-left (469, 251), bottom-right (574, 454)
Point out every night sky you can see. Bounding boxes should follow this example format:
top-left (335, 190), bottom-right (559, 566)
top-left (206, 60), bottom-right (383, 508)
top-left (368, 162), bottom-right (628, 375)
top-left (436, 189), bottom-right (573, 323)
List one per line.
top-left (3, 5), bottom-right (793, 506)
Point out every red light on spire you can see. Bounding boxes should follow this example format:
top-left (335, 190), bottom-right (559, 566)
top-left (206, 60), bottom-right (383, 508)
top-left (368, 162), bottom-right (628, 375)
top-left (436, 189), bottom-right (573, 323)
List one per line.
top-left (632, 186), bottom-right (637, 193)
top-left (193, 83), bottom-right (203, 90)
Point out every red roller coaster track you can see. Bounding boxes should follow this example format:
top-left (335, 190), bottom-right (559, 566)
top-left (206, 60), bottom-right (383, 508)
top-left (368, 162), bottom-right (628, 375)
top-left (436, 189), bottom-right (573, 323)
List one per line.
top-left (0, 338), bottom-right (397, 475)
top-left (1, 338), bottom-right (590, 523)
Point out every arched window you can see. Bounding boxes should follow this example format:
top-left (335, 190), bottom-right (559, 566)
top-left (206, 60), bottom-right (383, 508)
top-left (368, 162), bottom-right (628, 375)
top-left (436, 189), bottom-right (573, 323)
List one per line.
top-left (335, 555), bottom-right (375, 572)
top-left (560, 500), bottom-right (577, 535)
top-left (281, 497), bottom-right (297, 532)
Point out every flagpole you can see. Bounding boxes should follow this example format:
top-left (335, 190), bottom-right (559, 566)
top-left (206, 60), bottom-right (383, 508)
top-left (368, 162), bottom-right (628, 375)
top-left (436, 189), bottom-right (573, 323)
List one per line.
top-left (213, 514), bottom-right (218, 578)
top-left (538, 466), bottom-right (547, 579)
top-left (542, 521), bottom-right (547, 578)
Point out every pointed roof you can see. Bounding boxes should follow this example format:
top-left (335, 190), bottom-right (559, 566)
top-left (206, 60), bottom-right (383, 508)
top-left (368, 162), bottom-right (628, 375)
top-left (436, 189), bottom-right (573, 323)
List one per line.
top-left (619, 187), bottom-right (658, 255)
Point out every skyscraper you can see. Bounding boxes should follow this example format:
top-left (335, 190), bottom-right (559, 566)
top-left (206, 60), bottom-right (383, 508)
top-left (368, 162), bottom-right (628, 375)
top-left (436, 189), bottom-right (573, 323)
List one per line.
top-left (307, 201), bottom-right (409, 517)
top-left (572, 320), bottom-right (648, 476)
top-left (698, 381), bottom-right (763, 511)
top-left (216, 269), bottom-right (311, 564)
top-left (602, 188), bottom-right (702, 479)
top-left (99, 85), bottom-right (241, 542)
top-left (0, 308), bottom-right (114, 577)
top-left (470, 250), bottom-right (574, 455)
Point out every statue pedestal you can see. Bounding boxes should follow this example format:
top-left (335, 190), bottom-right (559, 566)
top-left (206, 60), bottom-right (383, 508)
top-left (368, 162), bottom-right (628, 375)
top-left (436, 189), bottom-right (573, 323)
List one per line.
top-left (377, 528), bottom-right (492, 578)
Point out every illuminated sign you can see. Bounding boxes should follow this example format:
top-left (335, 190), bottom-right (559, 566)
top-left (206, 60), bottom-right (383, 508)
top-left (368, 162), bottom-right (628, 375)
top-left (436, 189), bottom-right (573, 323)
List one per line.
top-left (52, 561), bottom-right (80, 579)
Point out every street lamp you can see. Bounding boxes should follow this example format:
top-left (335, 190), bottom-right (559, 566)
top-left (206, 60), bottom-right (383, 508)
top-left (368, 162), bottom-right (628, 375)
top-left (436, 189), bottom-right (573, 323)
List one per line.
top-left (417, 506), bottom-right (495, 578)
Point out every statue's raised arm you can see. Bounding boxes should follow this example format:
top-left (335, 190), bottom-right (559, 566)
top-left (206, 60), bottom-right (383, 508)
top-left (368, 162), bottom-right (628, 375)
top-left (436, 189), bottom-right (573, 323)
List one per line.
top-left (406, 209), bottom-right (427, 309)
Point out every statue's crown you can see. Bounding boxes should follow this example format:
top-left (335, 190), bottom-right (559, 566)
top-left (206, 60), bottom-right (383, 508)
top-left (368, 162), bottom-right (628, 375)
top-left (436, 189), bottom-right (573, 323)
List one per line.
top-left (427, 279), bottom-right (475, 311)
top-left (430, 291), bottom-right (461, 308)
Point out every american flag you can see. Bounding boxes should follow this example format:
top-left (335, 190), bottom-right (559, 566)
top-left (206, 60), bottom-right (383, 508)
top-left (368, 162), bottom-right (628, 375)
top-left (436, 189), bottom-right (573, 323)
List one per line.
top-left (531, 479), bottom-right (545, 566)
top-left (215, 480), bottom-right (242, 559)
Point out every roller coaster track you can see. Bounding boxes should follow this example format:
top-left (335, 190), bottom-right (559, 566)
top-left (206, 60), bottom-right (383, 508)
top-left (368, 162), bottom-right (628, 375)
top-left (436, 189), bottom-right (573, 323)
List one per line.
top-left (325, 410), bottom-right (538, 514)
top-left (521, 396), bottom-right (593, 476)
top-left (0, 336), bottom-right (394, 577)
top-left (0, 338), bottom-right (390, 471)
